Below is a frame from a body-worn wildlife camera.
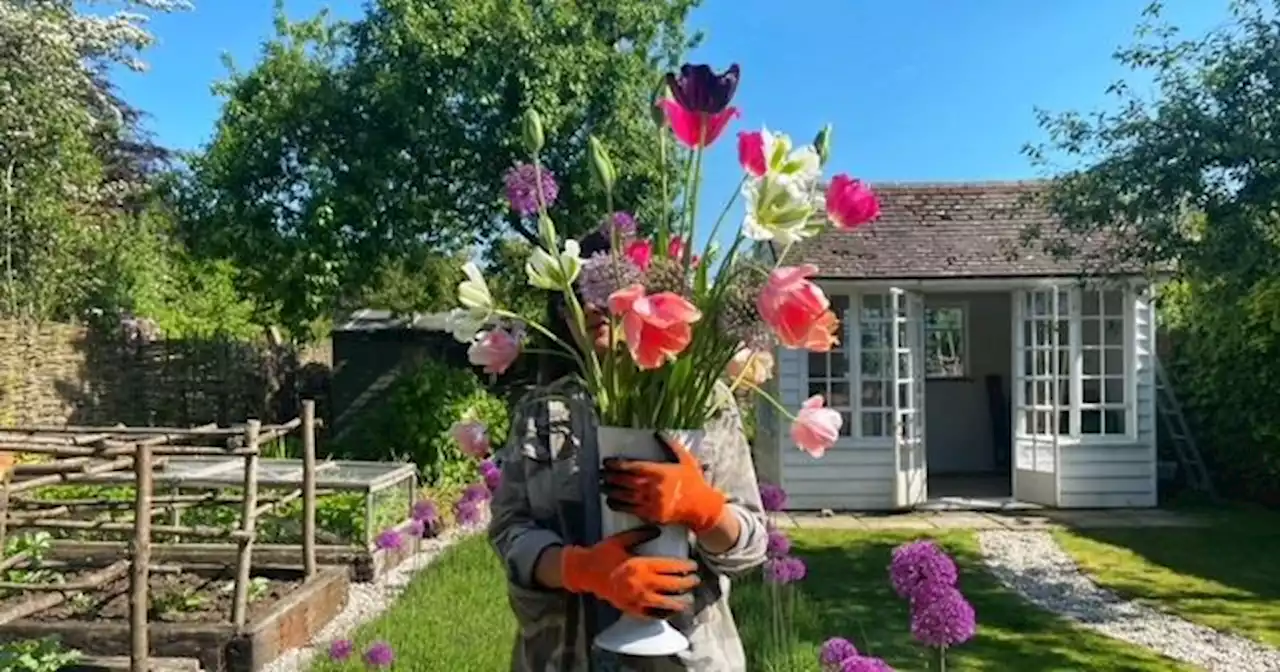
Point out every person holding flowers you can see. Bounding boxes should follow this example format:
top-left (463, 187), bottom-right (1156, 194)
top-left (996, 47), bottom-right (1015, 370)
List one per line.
top-left (438, 61), bottom-right (879, 671)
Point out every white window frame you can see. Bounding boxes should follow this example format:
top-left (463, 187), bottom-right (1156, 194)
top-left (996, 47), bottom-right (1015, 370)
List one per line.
top-left (854, 292), bottom-right (893, 440)
top-left (1015, 285), bottom-right (1136, 443)
top-left (805, 294), bottom-right (853, 438)
top-left (924, 302), bottom-right (968, 379)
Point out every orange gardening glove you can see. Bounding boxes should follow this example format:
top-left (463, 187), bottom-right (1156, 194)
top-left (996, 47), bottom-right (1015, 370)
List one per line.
top-left (561, 526), bottom-right (700, 619)
top-left (600, 432), bottom-right (728, 534)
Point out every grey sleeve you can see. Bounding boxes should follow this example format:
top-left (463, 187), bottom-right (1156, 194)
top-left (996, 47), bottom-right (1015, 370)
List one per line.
top-left (486, 409), bottom-right (563, 589)
top-left (695, 398), bottom-right (769, 576)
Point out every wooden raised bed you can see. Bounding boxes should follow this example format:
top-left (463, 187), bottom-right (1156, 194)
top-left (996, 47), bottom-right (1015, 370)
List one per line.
top-left (46, 515), bottom-right (430, 584)
top-left (0, 565), bottom-right (347, 672)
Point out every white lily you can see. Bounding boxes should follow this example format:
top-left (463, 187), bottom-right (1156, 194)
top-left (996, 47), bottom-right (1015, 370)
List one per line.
top-left (760, 127), bottom-right (822, 188)
top-left (443, 308), bottom-right (486, 343)
top-left (525, 239), bottom-right (582, 291)
top-left (458, 262), bottom-right (493, 311)
top-left (742, 176), bottom-right (819, 245)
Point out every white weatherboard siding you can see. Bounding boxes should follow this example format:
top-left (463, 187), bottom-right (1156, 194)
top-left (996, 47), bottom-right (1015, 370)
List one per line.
top-left (775, 346), bottom-right (895, 509)
top-left (1057, 291), bottom-right (1157, 508)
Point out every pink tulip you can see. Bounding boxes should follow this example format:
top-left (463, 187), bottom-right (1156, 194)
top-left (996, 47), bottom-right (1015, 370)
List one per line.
top-left (468, 328), bottom-right (520, 374)
top-left (607, 284), bottom-right (702, 370)
top-left (451, 420), bottom-right (490, 458)
top-left (658, 98), bottom-right (739, 150)
top-left (825, 174), bottom-right (880, 229)
top-left (727, 348), bottom-right (774, 386)
top-left (757, 265), bottom-right (840, 352)
top-left (737, 130), bottom-right (768, 177)
top-left (623, 239), bottom-right (653, 271)
top-left (791, 395), bottom-right (842, 457)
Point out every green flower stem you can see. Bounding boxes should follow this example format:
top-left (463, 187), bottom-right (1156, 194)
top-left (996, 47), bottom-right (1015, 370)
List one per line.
top-left (740, 380), bottom-right (797, 422)
top-left (683, 140), bottom-right (706, 269)
top-left (939, 646), bottom-right (948, 672)
top-left (561, 288), bottom-right (607, 411)
top-left (702, 175), bottom-right (747, 257)
top-left (659, 131), bottom-right (670, 240)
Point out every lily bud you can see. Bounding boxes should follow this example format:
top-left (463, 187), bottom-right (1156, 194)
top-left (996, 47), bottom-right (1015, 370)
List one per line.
top-left (521, 109), bottom-right (545, 155)
top-left (813, 124), bottom-right (833, 167)
top-left (537, 213), bottom-right (558, 247)
top-left (588, 135), bottom-right (616, 192)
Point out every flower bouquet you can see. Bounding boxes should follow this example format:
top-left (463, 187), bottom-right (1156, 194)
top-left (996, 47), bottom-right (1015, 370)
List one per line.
top-left (445, 62), bottom-right (879, 656)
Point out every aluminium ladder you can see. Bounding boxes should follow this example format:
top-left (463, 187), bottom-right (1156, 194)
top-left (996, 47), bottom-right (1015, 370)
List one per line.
top-left (1153, 358), bottom-right (1218, 501)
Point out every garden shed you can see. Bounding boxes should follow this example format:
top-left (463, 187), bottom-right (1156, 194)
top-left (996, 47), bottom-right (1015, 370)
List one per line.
top-left (754, 182), bottom-right (1160, 511)
top-left (329, 309), bottom-right (469, 440)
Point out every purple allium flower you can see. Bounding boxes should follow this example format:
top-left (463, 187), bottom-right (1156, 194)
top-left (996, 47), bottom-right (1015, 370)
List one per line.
top-left (327, 639), bottom-right (353, 661)
top-left (759, 482), bottom-right (787, 512)
top-left (462, 483), bottom-right (491, 503)
top-left (406, 518), bottom-right (425, 537)
top-left (764, 555), bottom-right (806, 584)
top-left (910, 585), bottom-right (976, 648)
top-left (766, 528), bottom-right (791, 558)
top-left (455, 499), bottom-right (483, 527)
top-left (599, 211), bottom-right (638, 238)
top-left (819, 637), bottom-right (858, 668)
top-left (577, 252), bottom-right (643, 308)
top-left (840, 655), bottom-right (895, 672)
top-left (889, 540), bottom-right (958, 600)
top-left (412, 499), bottom-right (438, 523)
top-left (374, 528), bottom-right (404, 551)
top-left (363, 641), bottom-right (395, 668)
top-left (483, 466), bottom-right (502, 492)
top-left (504, 162), bottom-right (558, 216)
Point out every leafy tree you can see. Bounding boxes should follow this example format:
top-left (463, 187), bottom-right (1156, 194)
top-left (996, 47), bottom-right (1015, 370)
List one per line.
top-left (0, 0), bottom-right (192, 321)
top-left (1026, 0), bottom-right (1280, 502)
top-left (180, 0), bottom-right (700, 340)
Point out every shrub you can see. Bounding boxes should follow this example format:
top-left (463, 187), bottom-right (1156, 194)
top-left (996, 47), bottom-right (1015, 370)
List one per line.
top-left (1162, 275), bottom-right (1280, 505)
top-left (337, 358), bottom-right (509, 487)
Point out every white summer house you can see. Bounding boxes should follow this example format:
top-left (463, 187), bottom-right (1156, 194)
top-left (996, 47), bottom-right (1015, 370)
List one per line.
top-left (753, 181), bottom-right (1162, 511)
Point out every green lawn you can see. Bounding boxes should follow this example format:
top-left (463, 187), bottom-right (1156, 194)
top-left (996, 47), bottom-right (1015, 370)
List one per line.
top-left (310, 530), bottom-right (1190, 671)
top-left (1054, 507), bottom-right (1280, 649)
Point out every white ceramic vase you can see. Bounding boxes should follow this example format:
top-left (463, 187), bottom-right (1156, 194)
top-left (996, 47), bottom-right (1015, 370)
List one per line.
top-left (592, 425), bottom-right (702, 657)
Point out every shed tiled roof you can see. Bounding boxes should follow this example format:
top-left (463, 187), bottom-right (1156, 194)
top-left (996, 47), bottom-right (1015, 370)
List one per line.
top-left (788, 181), bottom-right (1128, 280)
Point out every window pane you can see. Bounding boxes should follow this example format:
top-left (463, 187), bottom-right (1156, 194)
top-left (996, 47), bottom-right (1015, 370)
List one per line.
top-left (1082, 319), bottom-right (1100, 346)
top-left (1021, 350), bottom-right (1032, 376)
top-left (1057, 350), bottom-right (1072, 376)
top-left (839, 412), bottom-right (853, 437)
top-left (1104, 409), bottom-right (1126, 434)
top-left (1022, 381), bottom-right (1034, 404)
top-left (1103, 290), bottom-right (1123, 315)
top-left (1083, 350), bottom-right (1101, 376)
top-left (808, 382), bottom-right (826, 398)
top-left (1057, 320), bottom-right (1071, 345)
top-left (861, 295), bottom-right (884, 319)
top-left (1105, 348), bottom-right (1123, 374)
top-left (1021, 321), bottom-right (1033, 348)
top-left (1058, 379), bottom-right (1072, 404)
top-left (829, 353), bottom-right (848, 378)
top-left (861, 326), bottom-right (883, 349)
top-left (1082, 290), bottom-right (1100, 317)
top-left (1058, 410), bottom-right (1071, 434)
top-left (1104, 318), bottom-right (1124, 346)
top-left (861, 412), bottom-right (884, 437)
top-left (897, 382), bottom-right (911, 408)
top-left (898, 352), bottom-right (911, 379)
top-left (862, 352), bottom-right (883, 377)
top-left (1081, 410), bottom-right (1103, 434)
top-left (1082, 379), bottom-right (1101, 404)
top-left (1036, 381), bottom-right (1051, 404)
top-left (1021, 409), bottom-right (1035, 433)
top-left (808, 353), bottom-right (828, 377)
top-left (861, 381), bottom-right (885, 406)
top-left (1104, 377), bottom-right (1124, 404)
top-left (829, 382), bottom-right (851, 408)
top-left (831, 295), bottom-right (851, 313)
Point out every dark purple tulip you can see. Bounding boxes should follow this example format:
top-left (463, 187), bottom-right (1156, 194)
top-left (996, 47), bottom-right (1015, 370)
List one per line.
top-left (665, 63), bottom-right (741, 115)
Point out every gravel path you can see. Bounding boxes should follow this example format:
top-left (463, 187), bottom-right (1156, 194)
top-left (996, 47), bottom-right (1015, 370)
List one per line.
top-left (978, 530), bottom-right (1280, 672)
top-left (261, 526), bottom-right (477, 672)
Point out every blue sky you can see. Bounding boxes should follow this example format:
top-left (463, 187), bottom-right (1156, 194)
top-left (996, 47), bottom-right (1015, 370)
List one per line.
top-left (114, 0), bottom-right (1231, 246)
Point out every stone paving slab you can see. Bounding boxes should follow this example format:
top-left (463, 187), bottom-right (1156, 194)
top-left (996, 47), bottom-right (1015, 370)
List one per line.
top-left (773, 508), bottom-right (1205, 531)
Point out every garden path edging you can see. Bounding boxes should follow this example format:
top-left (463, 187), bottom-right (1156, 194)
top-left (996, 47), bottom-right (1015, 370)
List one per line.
top-left (261, 525), bottom-right (480, 672)
top-left (977, 530), bottom-right (1280, 672)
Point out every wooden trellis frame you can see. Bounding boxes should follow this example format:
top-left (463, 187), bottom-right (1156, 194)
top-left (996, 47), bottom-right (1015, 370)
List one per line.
top-left (0, 400), bottom-right (320, 672)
